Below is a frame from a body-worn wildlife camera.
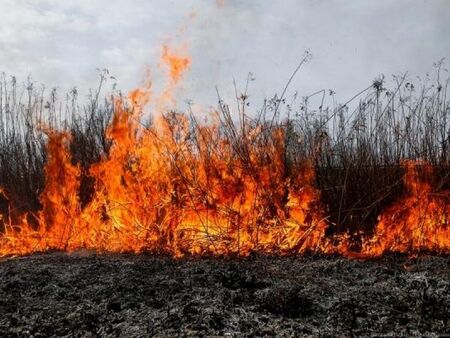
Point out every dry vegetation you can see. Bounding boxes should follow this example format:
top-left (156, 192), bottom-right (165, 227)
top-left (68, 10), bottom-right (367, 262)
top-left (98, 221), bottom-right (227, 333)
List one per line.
top-left (0, 63), bottom-right (448, 245)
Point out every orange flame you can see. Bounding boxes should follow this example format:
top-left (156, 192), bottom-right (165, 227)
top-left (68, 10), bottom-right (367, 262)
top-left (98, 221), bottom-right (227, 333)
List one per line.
top-left (0, 106), bottom-right (332, 257)
top-left (161, 44), bottom-right (191, 85)
top-left (361, 161), bottom-right (450, 256)
top-left (155, 44), bottom-right (191, 112)
top-left (129, 68), bottom-right (152, 108)
top-left (0, 44), bottom-right (448, 258)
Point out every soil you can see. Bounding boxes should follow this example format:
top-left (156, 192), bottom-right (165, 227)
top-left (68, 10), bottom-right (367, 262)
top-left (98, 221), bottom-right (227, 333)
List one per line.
top-left (0, 252), bottom-right (449, 337)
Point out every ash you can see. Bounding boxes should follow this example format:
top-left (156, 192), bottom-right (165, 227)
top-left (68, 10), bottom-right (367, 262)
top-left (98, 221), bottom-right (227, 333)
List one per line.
top-left (0, 252), bottom-right (448, 337)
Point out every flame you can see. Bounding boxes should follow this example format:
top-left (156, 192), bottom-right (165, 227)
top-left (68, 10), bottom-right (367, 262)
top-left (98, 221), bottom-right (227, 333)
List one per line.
top-left (0, 105), bottom-right (330, 256)
top-left (129, 68), bottom-right (152, 108)
top-left (361, 161), bottom-right (450, 256)
top-left (161, 44), bottom-right (190, 85)
top-left (155, 44), bottom-right (191, 112)
top-left (0, 44), bottom-right (448, 258)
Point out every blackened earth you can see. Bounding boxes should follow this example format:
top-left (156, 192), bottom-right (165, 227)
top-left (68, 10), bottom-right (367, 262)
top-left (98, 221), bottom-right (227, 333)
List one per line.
top-left (0, 252), bottom-right (449, 337)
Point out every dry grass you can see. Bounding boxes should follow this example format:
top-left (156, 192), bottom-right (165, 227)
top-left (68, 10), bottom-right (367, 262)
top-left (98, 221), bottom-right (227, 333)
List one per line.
top-left (0, 64), bottom-right (448, 238)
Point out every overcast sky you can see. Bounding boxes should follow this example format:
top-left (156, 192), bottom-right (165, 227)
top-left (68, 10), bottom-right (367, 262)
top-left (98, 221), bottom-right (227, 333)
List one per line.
top-left (1, 0), bottom-right (449, 108)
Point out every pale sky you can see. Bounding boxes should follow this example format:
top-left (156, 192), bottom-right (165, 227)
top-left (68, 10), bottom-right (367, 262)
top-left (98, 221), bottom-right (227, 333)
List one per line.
top-left (0, 0), bottom-right (449, 108)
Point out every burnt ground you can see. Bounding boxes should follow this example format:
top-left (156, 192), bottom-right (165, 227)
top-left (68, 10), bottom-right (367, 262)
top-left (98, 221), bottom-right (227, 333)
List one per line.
top-left (0, 252), bottom-right (448, 337)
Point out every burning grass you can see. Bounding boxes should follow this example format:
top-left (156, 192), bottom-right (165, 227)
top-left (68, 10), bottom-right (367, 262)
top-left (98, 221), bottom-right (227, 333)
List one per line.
top-left (0, 52), bottom-right (448, 258)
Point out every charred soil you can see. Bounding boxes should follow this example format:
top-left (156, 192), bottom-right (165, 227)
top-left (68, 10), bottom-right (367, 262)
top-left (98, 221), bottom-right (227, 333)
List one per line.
top-left (0, 252), bottom-right (449, 337)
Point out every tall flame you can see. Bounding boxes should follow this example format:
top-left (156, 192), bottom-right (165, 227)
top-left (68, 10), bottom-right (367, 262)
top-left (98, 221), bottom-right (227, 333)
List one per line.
top-left (0, 44), bottom-right (448, 258)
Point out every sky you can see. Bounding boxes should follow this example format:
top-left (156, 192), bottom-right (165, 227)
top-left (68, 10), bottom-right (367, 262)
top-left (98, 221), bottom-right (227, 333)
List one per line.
top-left (0, 0), bottom-right (449, 109)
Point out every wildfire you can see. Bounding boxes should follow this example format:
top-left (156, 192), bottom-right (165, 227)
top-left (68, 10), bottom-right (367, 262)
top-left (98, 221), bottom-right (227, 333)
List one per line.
top-left (361, 161), bottom-right (450, 256)
top-left (0, 44), bottom-right (448, 258)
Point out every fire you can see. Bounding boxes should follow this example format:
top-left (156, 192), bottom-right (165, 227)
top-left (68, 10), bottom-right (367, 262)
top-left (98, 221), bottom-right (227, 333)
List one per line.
top-left (156, 44), bottom-right (191, 111)
top-left (361, 161), bottom-right (450, 256)
top-left (0, 105), bottom-right (329, 256)
top-left (0, 44), bottom-right (448, 258)
top-left (129, 68), bottom-right (152, 107)
top-left (161, 44), bottom-right (191, 85)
